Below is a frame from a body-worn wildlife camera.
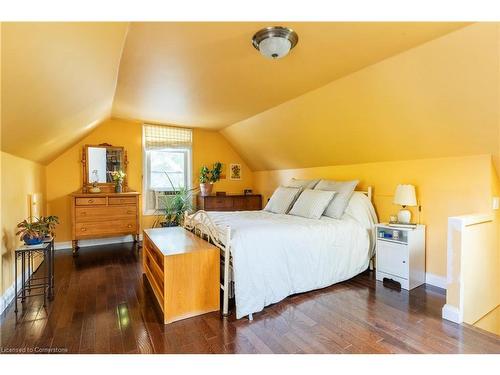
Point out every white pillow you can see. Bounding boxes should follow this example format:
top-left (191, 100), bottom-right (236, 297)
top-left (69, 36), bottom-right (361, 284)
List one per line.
top-left (315, 179), bottom-right (359, 219)
top-left (264, 186), bottom-right (302, 214)
top-left (284, 178), bottom-right (320, 190)
top-left (289, 189), bottom-right (336, 219)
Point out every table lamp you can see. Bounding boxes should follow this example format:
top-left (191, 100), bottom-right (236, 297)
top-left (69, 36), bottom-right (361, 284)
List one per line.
top-left (393, 184), bottom-right (417, 223)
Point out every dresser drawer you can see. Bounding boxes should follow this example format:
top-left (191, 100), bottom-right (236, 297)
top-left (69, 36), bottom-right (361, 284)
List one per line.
top-left (204, 197), bottom-right (234, 210)
top-left (245, 196), bottom-right (262, 210)
top-left (75, 206), bottom-right (137, 223)
top-left (75, 197), bottom-right (106, 206)
top-left (75, 219), bottom-right (137, 238)
top-left (108, 196), bottom-right (137, 205)
top-left (376, 240), bottom-right (409, 279)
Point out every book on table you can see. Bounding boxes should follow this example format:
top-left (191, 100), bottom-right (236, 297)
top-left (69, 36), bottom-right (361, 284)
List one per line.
top-left (388, 222), bottom-right (417, 229)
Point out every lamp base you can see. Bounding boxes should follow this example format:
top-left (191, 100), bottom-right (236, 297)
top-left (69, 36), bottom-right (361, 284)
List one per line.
top-left (397, 209), bottom-right (412, 224)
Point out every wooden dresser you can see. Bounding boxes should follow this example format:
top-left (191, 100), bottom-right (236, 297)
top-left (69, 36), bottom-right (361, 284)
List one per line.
top-left (70, 190), bottom-right (140, 254)
top-left (143, 227), bottom-right (220, 324)
top-left (197, 194), bottom-right (262, 211)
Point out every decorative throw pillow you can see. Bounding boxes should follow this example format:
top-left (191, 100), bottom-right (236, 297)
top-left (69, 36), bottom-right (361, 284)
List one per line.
top-left (263, 186), bottom-right (302, 214)
top-left (314, 179), bottom-right (359, 219)
top-left (288, 189), bottom-right (336, 220)
top-left (284, 178), bottom-right (320, 190)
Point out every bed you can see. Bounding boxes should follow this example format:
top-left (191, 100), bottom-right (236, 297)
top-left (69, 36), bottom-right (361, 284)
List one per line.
top-left (183, 187), bottom-right (378, 320)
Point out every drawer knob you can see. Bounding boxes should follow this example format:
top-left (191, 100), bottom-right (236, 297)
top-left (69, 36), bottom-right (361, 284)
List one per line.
top-left (402, 260), bottom-right (406, 264)
top-left (88, 199), bottom-right (94, 203)
top-left (81, 228), bottom-right (87, 232)
top-left (127, 224), bottom-right (132, 228)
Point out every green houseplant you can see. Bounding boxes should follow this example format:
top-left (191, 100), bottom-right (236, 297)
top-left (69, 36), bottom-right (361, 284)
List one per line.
top-left (16, 219), bottom-right (44, 245)
top-left (199, 162), bottom-right (223, 196)
top-left (39, 215), bottom-right (60, 238)
top-left (153, 173), bottom-right (197, 228)
top-left (16, 215), bottom-right (60, 245)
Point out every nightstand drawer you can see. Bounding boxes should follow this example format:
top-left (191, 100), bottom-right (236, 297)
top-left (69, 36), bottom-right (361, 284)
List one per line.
top-left (376, 240), bottom-right (408, 279)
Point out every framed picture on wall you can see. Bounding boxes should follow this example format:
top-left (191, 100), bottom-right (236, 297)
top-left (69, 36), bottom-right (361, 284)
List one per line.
top-left (229, 163), bottom-right (242, 180)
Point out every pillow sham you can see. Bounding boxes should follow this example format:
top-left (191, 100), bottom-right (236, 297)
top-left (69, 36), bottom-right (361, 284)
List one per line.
top-left (263, 186), bottom-right (302, 214)
top-left (314, 179), bottom-right (359, 219)
top-left (289, 189), bottom-right (336, 220)
top-left (284, 178), bottom-right (320, 190)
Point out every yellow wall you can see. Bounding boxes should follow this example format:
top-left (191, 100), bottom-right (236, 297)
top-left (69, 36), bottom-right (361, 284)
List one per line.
top-left (253, 154), bottom-right (494, 278)
top-left (46, 118), bottom-right (253, 243)
top-left (1, 152), bottom-right (46, 296)
top-left (221, 23), bottom-right (500, 172)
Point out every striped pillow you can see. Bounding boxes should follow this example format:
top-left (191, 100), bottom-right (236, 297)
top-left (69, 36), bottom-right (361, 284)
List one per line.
top-left (288, 189), bottom-right (336, 219)
top-left (264, 186), bottom-right (302, 214)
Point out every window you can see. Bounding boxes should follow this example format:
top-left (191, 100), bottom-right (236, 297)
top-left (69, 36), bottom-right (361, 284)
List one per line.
top-left (143, 124), bottom-right (193, 214)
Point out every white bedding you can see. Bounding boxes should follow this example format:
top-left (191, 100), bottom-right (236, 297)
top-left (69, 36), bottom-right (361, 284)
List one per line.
top-left (204, 197), bottom-right (377, 318)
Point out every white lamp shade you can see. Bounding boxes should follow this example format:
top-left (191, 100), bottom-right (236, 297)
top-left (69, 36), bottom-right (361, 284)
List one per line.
top-left (258, 36), bottom-right (292, 59)
top-left (393, 184), bottom-right (417, 207)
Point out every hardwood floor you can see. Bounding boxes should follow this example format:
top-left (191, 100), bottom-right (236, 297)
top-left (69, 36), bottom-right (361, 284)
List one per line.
top-left (1, 242), bottom-right (499, 354)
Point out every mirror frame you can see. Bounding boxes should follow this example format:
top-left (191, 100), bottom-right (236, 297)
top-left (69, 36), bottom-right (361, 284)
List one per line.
top-left (81, 143), bottom-right (128, 192)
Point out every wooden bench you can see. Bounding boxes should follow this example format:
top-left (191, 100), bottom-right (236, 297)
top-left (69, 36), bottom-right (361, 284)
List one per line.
top-left (142, 227), bottom-right (220, 324)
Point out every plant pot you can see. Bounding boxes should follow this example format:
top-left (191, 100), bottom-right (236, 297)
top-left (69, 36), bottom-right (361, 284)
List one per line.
top-left (200, 182), bottom-right (213, 196)
top-left (23, 235), bottom-right (42, 246)
top-left (160, 221), bottom-right (178, 228)
top-left (115, 183), bottom-right (123, 193)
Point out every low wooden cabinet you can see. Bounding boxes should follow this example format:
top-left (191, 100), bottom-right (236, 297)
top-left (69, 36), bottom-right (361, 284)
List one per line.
top-left (143, 227), bottom-right (220, 324)
top-left (197, 194), bottom-right (262, 211)
top-left (71, 190), bottom-right (140, 254)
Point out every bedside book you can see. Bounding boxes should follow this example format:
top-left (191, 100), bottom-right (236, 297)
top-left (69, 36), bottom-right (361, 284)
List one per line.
top-left (388, 222), bottom-right (417, 229)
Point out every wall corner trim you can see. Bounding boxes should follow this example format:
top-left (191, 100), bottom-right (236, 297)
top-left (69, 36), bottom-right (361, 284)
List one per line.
top-left (425, 273), bottom-right (447, 289)
top-left (442, 304), bottom-right (462, 324)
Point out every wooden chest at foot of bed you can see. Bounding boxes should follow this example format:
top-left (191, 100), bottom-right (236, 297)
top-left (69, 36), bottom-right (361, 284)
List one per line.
top-left (142, 227), bottom-right (220, 324)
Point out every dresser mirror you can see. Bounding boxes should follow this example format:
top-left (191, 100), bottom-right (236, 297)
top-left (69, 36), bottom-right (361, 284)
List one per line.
top-left (81, 143), bottom-right (128, 192)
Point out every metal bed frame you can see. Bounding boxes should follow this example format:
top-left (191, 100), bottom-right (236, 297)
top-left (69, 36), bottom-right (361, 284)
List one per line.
top-left (183, 186), bottom-right (373, 321)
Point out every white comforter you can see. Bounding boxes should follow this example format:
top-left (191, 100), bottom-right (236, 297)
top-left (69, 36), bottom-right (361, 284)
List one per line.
top-left (205, 210), bottom-right (374, 319)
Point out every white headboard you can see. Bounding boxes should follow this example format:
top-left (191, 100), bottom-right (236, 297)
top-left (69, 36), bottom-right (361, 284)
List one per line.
top-left (358, 186), bottom-right (373, 202)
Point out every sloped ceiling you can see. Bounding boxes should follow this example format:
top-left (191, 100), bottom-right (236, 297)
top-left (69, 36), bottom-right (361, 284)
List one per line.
top-left (112, 22), bottom-right (468, 129)
top-left (222, 23), bottom-right (500, 171)
top-left (1, 22), bottom-right (129, 164)
top-left (1, 22), bottom-right (471, 164)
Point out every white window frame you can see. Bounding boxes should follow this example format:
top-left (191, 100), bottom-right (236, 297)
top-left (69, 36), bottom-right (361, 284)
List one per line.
top-left (143, 146), bottom-right (192, 216)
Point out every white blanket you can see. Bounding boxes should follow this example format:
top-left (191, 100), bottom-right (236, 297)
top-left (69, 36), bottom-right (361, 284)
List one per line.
top-left (205, 209), bottom-right (375, 319)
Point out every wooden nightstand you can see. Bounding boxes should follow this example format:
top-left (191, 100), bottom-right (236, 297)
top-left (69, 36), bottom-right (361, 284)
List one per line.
top-left (375, 223), bottom-right (426, 290)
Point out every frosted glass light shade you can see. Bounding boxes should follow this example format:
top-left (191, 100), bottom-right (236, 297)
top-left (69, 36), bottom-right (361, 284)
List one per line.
top-left (393, 184), bottom-right (417, 207)
top-left (258, 36), bottom-right (292, 59)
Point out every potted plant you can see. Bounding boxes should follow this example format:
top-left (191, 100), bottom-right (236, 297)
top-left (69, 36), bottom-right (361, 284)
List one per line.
top-left (110, 170), bottom-right (126, 193)
top-left (153, 173), bottom-right (198, 228)
top-left (199, 162), bottom-right (223, 196)
top-left (39, 215), bottom-right (60, 239)
top-left (16, 218), bottom-right (44, 245)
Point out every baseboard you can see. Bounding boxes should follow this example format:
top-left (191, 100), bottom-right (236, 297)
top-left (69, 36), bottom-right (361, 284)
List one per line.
top-left (442, 304), bottom-right (462, 323)
top-left (425, 272), bottom-right (447, 289)
top-left (55, 234), bottom-right (143, 250)
top-left (0, 265), bottom-right (38, 315)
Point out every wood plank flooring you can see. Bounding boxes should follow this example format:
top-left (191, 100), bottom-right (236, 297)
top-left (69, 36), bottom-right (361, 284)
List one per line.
top-left (1, 242), bottom-right (499, 354)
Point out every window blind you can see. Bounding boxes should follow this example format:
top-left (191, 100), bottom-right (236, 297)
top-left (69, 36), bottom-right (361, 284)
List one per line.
top-left (143, 124), bottom-right (192, 149)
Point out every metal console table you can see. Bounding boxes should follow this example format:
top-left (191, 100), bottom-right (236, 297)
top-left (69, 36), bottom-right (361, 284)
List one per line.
top-left (14, 237), bottom-right (55, 313)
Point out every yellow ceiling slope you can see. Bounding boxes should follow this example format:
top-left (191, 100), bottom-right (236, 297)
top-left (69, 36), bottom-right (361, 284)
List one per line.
top-left (222, 23), bottom-right (500, 171)
top-left (1, 22), bottom-right (129, 164)
top-left (112, 22), bottom-right (468, 130)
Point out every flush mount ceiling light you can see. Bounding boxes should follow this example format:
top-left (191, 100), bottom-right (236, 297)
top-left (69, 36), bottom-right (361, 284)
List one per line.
top-left (252, 26), bottom-right (299, 59)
